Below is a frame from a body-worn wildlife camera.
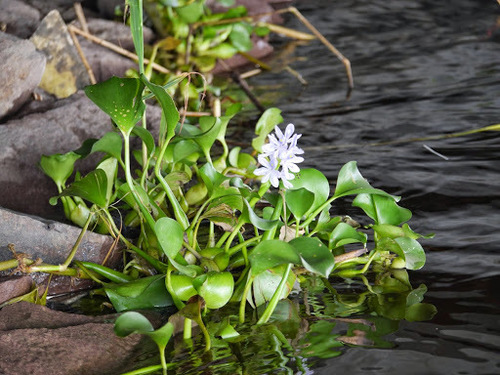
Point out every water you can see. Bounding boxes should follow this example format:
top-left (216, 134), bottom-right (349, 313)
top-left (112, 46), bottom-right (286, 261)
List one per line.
top-left (247, 0), bottom-right (500, 373)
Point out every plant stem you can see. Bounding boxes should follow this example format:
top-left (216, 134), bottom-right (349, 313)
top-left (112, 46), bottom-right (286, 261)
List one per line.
top-left (59, 210), bottom-right (94, 271)
top-left (257, 263), bottom-right (292, 325)
top-left (239, 274), bottom-right (254, 323)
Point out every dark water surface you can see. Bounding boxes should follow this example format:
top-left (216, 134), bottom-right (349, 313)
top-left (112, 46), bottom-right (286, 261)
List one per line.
top-left (246, 0), bottom-right (500, 373)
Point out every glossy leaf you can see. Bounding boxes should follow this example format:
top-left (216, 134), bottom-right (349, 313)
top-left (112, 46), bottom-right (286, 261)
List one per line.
top-left (378, 237), bottom-right (426, 270)
top-left (249, 240), bottom-right (300, 275)
top-left (132, 125), bottom-right (155, 157)
top-left (96, 157), bottom-right (117, 205)
top-left (114, 311), bottom-right (174, 350)
top-left (84, 77), bottom-right (145, 135)
top-left (329, 222), bottom-right (367, 249)
top-left (176, 0), bottom-right (204, 23)
top-left (333, 161), bottom-right (397, 200)
top-left (140, 74), bottom-right (179, 141)
top-left (289, 237), bottom-right (335, 278)
top-left (289, 168), bottom-right (330, 217)
top-left (155, 217), bottom-right (184, 259)
top-left (55, 169), bottom-right (108, 207)
top-left (285, 187), bottom-right (315, 219)
top-left (169, 274), bottom-right (197, 301)
top-left (240, 199), bottom-right (278, 231)
top-left (199, 162), bottom-right (229, 197)
top-left (252, 265), bottom-right (296, 307)
top-left (197, 271), bottom-right (234, 309)
top-left (91, 132), bottom-right (123, 161)
top-left (353, 193), bottom-right (411, 225)
top-left (252, 108), bottom-right (283, 152)
top-left (105, 275), bottom-right (174, 312)
top-left (39, 151), bottom-right (81, 188)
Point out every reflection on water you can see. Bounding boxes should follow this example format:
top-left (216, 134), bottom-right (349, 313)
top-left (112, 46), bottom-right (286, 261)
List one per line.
top-left (126, 271), bottom-right (437, 374)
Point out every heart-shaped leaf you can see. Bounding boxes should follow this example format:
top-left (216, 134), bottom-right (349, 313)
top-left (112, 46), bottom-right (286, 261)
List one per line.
top-left (289, 237), bottom-right (335, 278)
top-left (85, 77), bottom-right (145, 135)
top-left (285, 187), bottom-right (315, 220)
top-left (54, 169), bottom-right (108, 207)
top-left (155, 217), bottom-right (184, 259)
top-left (353, 193), bottom-right (412, 225)
top-left (334, 161), bottom-right (397, 200)
top-left (249, 240), bottom-right (300, 275)
top-left (378, 237), bottom-right (426, 270)
top-left (329, 222), bottom-right (367, 249)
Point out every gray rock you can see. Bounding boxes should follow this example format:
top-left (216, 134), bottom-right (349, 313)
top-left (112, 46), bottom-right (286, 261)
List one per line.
top-left (30, 10), bottom-right (91, 99)
top-left (0, 0), bottom-right (41, 39)
top-left (21, 0), bottom-right (78, 21)
top-left (0, 276), bottom-right (33, 305)
top-left (0, 207), bottom-right (122, 295)
top-left (0, 90), bottom-right (161, 219)
top-left (0, 303), bottom-right (142, 375)
top-left (0, 32), bottom-right (46, 121)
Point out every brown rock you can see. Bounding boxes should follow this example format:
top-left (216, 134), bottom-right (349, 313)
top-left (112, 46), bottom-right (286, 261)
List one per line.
top-left (0, 276), bottom-right (33, 305)
top-left (0, 303), bottom-right (143, 375)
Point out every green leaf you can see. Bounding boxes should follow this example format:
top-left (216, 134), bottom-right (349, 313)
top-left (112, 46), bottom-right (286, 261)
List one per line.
top-left (39, 151), bottom-right (81, 188)
top-left (289, 237), bottom-right (335, 278)
top-left (199, 163), bottom-right (229, 197)
top-left (378, 237), bottom-right (426, 270)
top-left (333, 161), bottom-right (397, 200)
top-left (169, 274), bottom-right (197, 301)
top-left (285, 188), bottom-right (315, 219)
top-left (91, 132), bottom-right (123, 161)
top-left (176, 0), bottom-right (204, 23)
top-left (249, 240), bottom-right (300, 275)
top-left (114, 311), bottom-right (174, 349)
top-left (353, 193), bottom-right (412, 225)
top-left (105, 275), bottom-right (174, 312)
top-left (140, 74), bottom-right (179, 141)
top-left (288, 168), bottom-right (330, 217)
top-left (132, 126), bottom-right (155, 157)
top-left (126, 0), bottom-right (144, 72)
top-left (197, 271), bottom-right (234, 309)
top-left (240, 199), bottom-right (278, 231)
top-left (96, 157), bottom-right (117, 205)
top-left (229, 23), bottom-right (253, 52)
top-left (251, 265), bottom-right (296, 307)
top-left (84, 77), bottom-right (145, 135)
top-left (252, 108), bottom-right (283, 152)
top-left (155, 217), bottom-right (185, 259)
top-left (57, 169), bottom-right (108, 207)
top-left (329, 222), bottom-right (367, 249)
top-left (114, 311), bottom-right (154, 336)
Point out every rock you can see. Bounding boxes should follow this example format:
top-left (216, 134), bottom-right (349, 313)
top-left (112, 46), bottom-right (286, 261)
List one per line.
top-left (0, 302), bottom-right (143, 375)
top-left (0, 33), bottom-right (46, 121)
top-left (30, 10), bottom-right (91, 99)
top-left (0, 90), bottom-right (161, 219)
top-left (0, 276), bottom-right (33, 305)
top-left (0, 207), bottom-right (122, 295)
top-left (21, 0), bottom-right (78, 21)
top-left (0, 0), bottom-right (41, 39)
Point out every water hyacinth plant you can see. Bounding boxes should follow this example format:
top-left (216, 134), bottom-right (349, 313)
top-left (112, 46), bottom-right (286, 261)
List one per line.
top-left (30, 1), bottom-right (435, 373)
